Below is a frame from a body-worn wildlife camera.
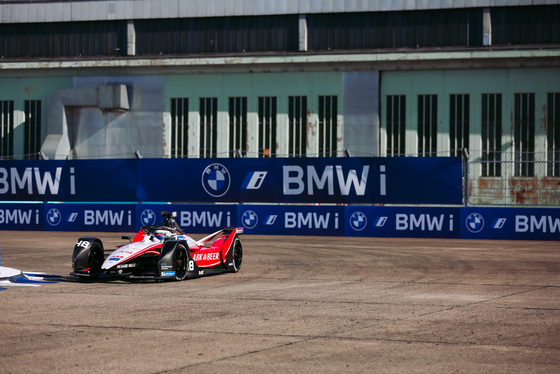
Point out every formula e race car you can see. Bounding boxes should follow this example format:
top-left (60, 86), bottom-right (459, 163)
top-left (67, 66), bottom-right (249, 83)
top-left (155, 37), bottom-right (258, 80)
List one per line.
top-left (71, 211), bottom-right (243, 281)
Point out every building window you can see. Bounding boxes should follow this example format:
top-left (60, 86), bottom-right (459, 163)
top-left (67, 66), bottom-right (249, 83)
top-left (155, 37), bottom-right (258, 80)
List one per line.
top-left (24, 100), bottom-right (42, 157)
top-left (199, 98), bottom-right (218, 158)
top-left (514, 93), bottom-right (535, 177)
top-left (170, 98), bottom-right (188, 158)
top-left (0, 101), bottom-right (14, 159)
top-left (482, 94), bottom-right (502, 177)
top-left (548, 93), bottom-right (560, 177)
top-left (386, 95), bottom-right (406, 156)
top-left (318, 95), bottom-right (338, 157)
top-left (288, 96), bottom-right (307, 157)
top-left (258, 97), bottom-right (277, 157)
top-left (449, 94), bottom-right (469, 157)
top-left (229, 97), bottom-right (247, 157)
top-left (418, 95), bottom-right (437, 157)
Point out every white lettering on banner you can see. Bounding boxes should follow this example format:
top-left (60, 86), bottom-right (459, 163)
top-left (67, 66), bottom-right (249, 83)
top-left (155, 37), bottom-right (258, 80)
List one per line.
top-left (11, 168), bottom-right (32, 193)
top-left (285, 212), bottom-right (337, 229)
top-left (0, 167), bottom-right (74, 196)
top-left (244, 172), bottom-right (268, 189)
top-left (309, 166), bottom-right (334, 195)
top-left (0, 209), bottom-right (39, 225)
top-left (515, 215), bottom-right (560, 233)
top-left (180, 211), bottom-right (226, 227)
top-left (84, 210), bottom-right (130, 226)
top-left (284, 166), bottom-right (304, 195)
top-left (283, 165), bottom-right (372, 196)
top-left (379, 165), bottom-right (386, 196)
top-left (396, 214), bottom-right (451, 231)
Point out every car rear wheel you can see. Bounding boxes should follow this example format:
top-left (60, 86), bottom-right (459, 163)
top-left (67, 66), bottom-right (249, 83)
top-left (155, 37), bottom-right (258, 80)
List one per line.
top-left (230, 239), bottom-right (242, 273)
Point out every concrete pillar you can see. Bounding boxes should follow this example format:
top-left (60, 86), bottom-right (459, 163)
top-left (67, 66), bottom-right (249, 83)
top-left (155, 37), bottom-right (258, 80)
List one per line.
top-left (127, 20), bottom-right (136, 56)
top-left (483, 8), bottom-right (492, 47)
top-left (299, 15), bottom-right (308, 52)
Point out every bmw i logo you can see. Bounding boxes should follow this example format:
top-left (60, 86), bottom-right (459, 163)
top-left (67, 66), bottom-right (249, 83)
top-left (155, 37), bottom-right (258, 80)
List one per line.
top-left (202, 163), bottom-right (231, 198)
top-left (47, 208), bottom-right (62, 226)
top-left (141, 209), bottom-right (156, 225)
top-left (349, 211), bottom-right (367, 231)
top-left (242, 210), bottom-right (258, 229)
top-left (465, 213), bottom-right (484, 233)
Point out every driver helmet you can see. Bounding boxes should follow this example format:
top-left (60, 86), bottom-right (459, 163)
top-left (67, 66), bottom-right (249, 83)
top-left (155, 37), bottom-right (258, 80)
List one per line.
top-left (153, 230), bottom-right (172, 242)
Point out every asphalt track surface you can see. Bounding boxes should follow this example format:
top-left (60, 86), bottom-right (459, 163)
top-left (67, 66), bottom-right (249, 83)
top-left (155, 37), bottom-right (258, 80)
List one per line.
top-left (0, 231), bottom-right (559, 374)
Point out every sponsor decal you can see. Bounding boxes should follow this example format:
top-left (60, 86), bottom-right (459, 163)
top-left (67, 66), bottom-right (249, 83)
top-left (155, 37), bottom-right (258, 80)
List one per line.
top-left (201, 163), bottom-right (231, 198)
top-left (0, 208), bottom-right (40, 226)
top-left (349, 211), bottom-right (367, 231)
top-left (117, 263), bottom-right (136, 269)
top-left (0, 166), bottom-right (74, 196)
top-left (396, 214), bottom-right (454, 232)
top-left (285, 212), bottom-right (338, 229)
top-left (47, 208), bottom-right (62, 226)
top-left (374, 216), bottom-right (388, 227)
top-left (180, 210), bottom-right (229, 227)
top-left (242, 171), bottom-right (268, 189)
top-left (141, 209), bottom-right (156, 225)
top-left (465, 213), bottom-right (484, 233)
top-left (283, 165), bottom-right (370, 196)
top-left (192, 252), bottom-right (220, 262)
top-left (67, 212), bottom-right (79, 223)
top-left (161, 271), bottom-right (176, 277)
top-left (242, 210), bottom-right (258, 229)
top-left (492, 218), bottom-right (507, 229)
top-left (84, 210), bottom-right (132, 226)
top-left (265, 215), bottom-right (277, 225)
top-left (515, 215), bottom-right (560, 233)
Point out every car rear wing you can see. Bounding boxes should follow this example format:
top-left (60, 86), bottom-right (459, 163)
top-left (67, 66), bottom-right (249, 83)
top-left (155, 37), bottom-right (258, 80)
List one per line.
top-left (195, 227), bottom-right (244, 247)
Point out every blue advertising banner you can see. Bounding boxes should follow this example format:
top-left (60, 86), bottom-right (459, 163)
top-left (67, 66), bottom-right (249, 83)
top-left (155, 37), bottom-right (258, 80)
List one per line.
top-left (1, 157), bottom-right (462, 205)
top-left (238, 204), bottom-right (345, 236)
top-left (461, 207), bottom-right (560, 241)
top-left (138, 157), bottom-right (462, 205)
top-left (136, 204), bottom-right (237, 233)
top-left (44, 203), bottom-right (136, 232)
top-left (0, 203), bottom-right (43, 230)
top-left (345, 206), bottom-right (461, 238)
top-left (1, 201), bottom-right (558, 241)
top-left (0, 159), bottom-right (137, 202)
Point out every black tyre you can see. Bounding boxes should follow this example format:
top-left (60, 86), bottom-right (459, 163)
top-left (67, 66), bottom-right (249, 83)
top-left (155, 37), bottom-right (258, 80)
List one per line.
top-left (230, 239), bottom-right (242, 273)
top-left (173, 244), bottom-right (188, 281)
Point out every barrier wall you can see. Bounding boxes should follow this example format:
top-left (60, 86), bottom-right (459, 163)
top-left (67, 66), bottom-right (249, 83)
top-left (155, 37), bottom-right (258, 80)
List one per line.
top-left (0, 157), bottom-right (461, 204)
top-left (1, 157), bottom-right (558, 240)
top-left (0, 202), bottom-right (558, 240)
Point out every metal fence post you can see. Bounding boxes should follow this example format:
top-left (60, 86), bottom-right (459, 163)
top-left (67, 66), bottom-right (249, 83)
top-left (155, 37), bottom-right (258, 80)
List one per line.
top-left (462, 148), bottom-right (469, 207)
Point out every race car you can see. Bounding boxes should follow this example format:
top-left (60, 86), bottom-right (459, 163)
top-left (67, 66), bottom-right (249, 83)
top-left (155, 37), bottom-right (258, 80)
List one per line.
top-left (71, 211), bottom-right (243, 281)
